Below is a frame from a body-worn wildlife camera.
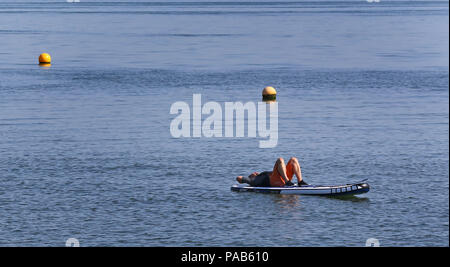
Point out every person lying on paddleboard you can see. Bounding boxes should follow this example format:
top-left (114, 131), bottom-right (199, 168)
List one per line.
top-left (236, 157), bottom-right (309, 187)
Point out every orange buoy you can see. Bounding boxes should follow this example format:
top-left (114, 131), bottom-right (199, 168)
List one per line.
top-left (262, 86), bottom-right (277, 102)
top-left (39, 53), bottom-right (51, 64)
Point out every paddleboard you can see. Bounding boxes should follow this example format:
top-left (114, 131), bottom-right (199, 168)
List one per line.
top-left (231, 179), bottom-right (370, 196)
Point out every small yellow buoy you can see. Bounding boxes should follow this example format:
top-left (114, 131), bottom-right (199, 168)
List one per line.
top-left (39, 53), bottom-right (51, 64)
top-left (262, 86), bottom-right (277, 102)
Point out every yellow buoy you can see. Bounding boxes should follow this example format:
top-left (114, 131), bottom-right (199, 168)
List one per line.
top-left (262, 86), bottom-right (277, 102)
top-left (39, 53), bottom-right (51, 64)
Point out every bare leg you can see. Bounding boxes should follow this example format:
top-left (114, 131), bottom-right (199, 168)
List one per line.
top-left (274, 158), bottom-right (290, 183)
top-left (287, 157), bottom-right (303, 183)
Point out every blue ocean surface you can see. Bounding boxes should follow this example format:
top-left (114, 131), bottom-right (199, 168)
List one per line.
top-left (0, 0), bottom-right (448, 246)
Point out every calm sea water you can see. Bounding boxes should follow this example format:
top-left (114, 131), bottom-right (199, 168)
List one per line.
top-left (0, 0), bottom-right (448, 247)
